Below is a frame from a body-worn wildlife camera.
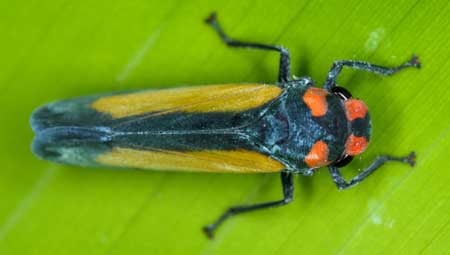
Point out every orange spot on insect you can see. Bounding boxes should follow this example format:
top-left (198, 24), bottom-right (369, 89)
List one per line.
top-left (302, 87), bottom-right (328, 117)
top-left (344, 99), bottom-right (368, 121)
top-left (345, 134), bottom-right (368, 156)
top-left (305, 140), bottom-right (329, 168)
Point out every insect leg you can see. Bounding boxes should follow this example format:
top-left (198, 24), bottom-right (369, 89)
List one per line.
top-left (328, 152), bottom-right (416, 190)
top-left (203, 171), bottom-right (293, 239)
top-left (324, 55), bottom-right (421, 90)
top-left (205, 12), bottom-right (291, 82)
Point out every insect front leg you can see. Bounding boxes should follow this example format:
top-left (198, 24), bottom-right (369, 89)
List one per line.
top-left (203, 171), bottom-right (293, 239)
top-left (324, 55), bottom-right (421, 90)
top-left (205, 12), bottom-right (291, 82)
top-left (328, 152), bottom-right (416, 190)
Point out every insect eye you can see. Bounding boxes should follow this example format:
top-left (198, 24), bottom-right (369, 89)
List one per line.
top-left (332, 154), bottom-right (353, 167)
top-left (331, 86), bottom-right (352, 100)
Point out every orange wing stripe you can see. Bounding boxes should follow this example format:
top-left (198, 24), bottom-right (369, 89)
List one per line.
top-left (91, 84), bottom-right (282, 118)
top-left (96, 148), bottom-right (285, 173)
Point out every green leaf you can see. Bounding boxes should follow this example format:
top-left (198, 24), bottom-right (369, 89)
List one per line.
top-left (1, 0), bottom-right (449, 254)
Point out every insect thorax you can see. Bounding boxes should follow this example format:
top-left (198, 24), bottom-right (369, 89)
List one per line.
top-left (246, 81), bottom-right (352, 174)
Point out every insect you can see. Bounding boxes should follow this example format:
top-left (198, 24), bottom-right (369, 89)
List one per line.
top-left (30, 12), bottom-right (420, 238)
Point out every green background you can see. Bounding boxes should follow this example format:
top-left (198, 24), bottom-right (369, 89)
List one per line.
top-left (1, 0), bottom-right (449, 254)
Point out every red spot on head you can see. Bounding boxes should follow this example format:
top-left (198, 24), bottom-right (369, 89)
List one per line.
top-left (302, 87), bottom-right (328, 117)
top-left (344, 99), bottom-right (368, 121)
top-left (345, 134), bottom-right (368, 156)
top-left (305, 140), bottom-right (329, 168)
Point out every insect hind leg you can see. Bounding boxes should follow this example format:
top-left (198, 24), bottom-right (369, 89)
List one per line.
top-left (202, 171), bottom-right (293, 239)
top-left (205, 12), bottom-right (291, 83)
